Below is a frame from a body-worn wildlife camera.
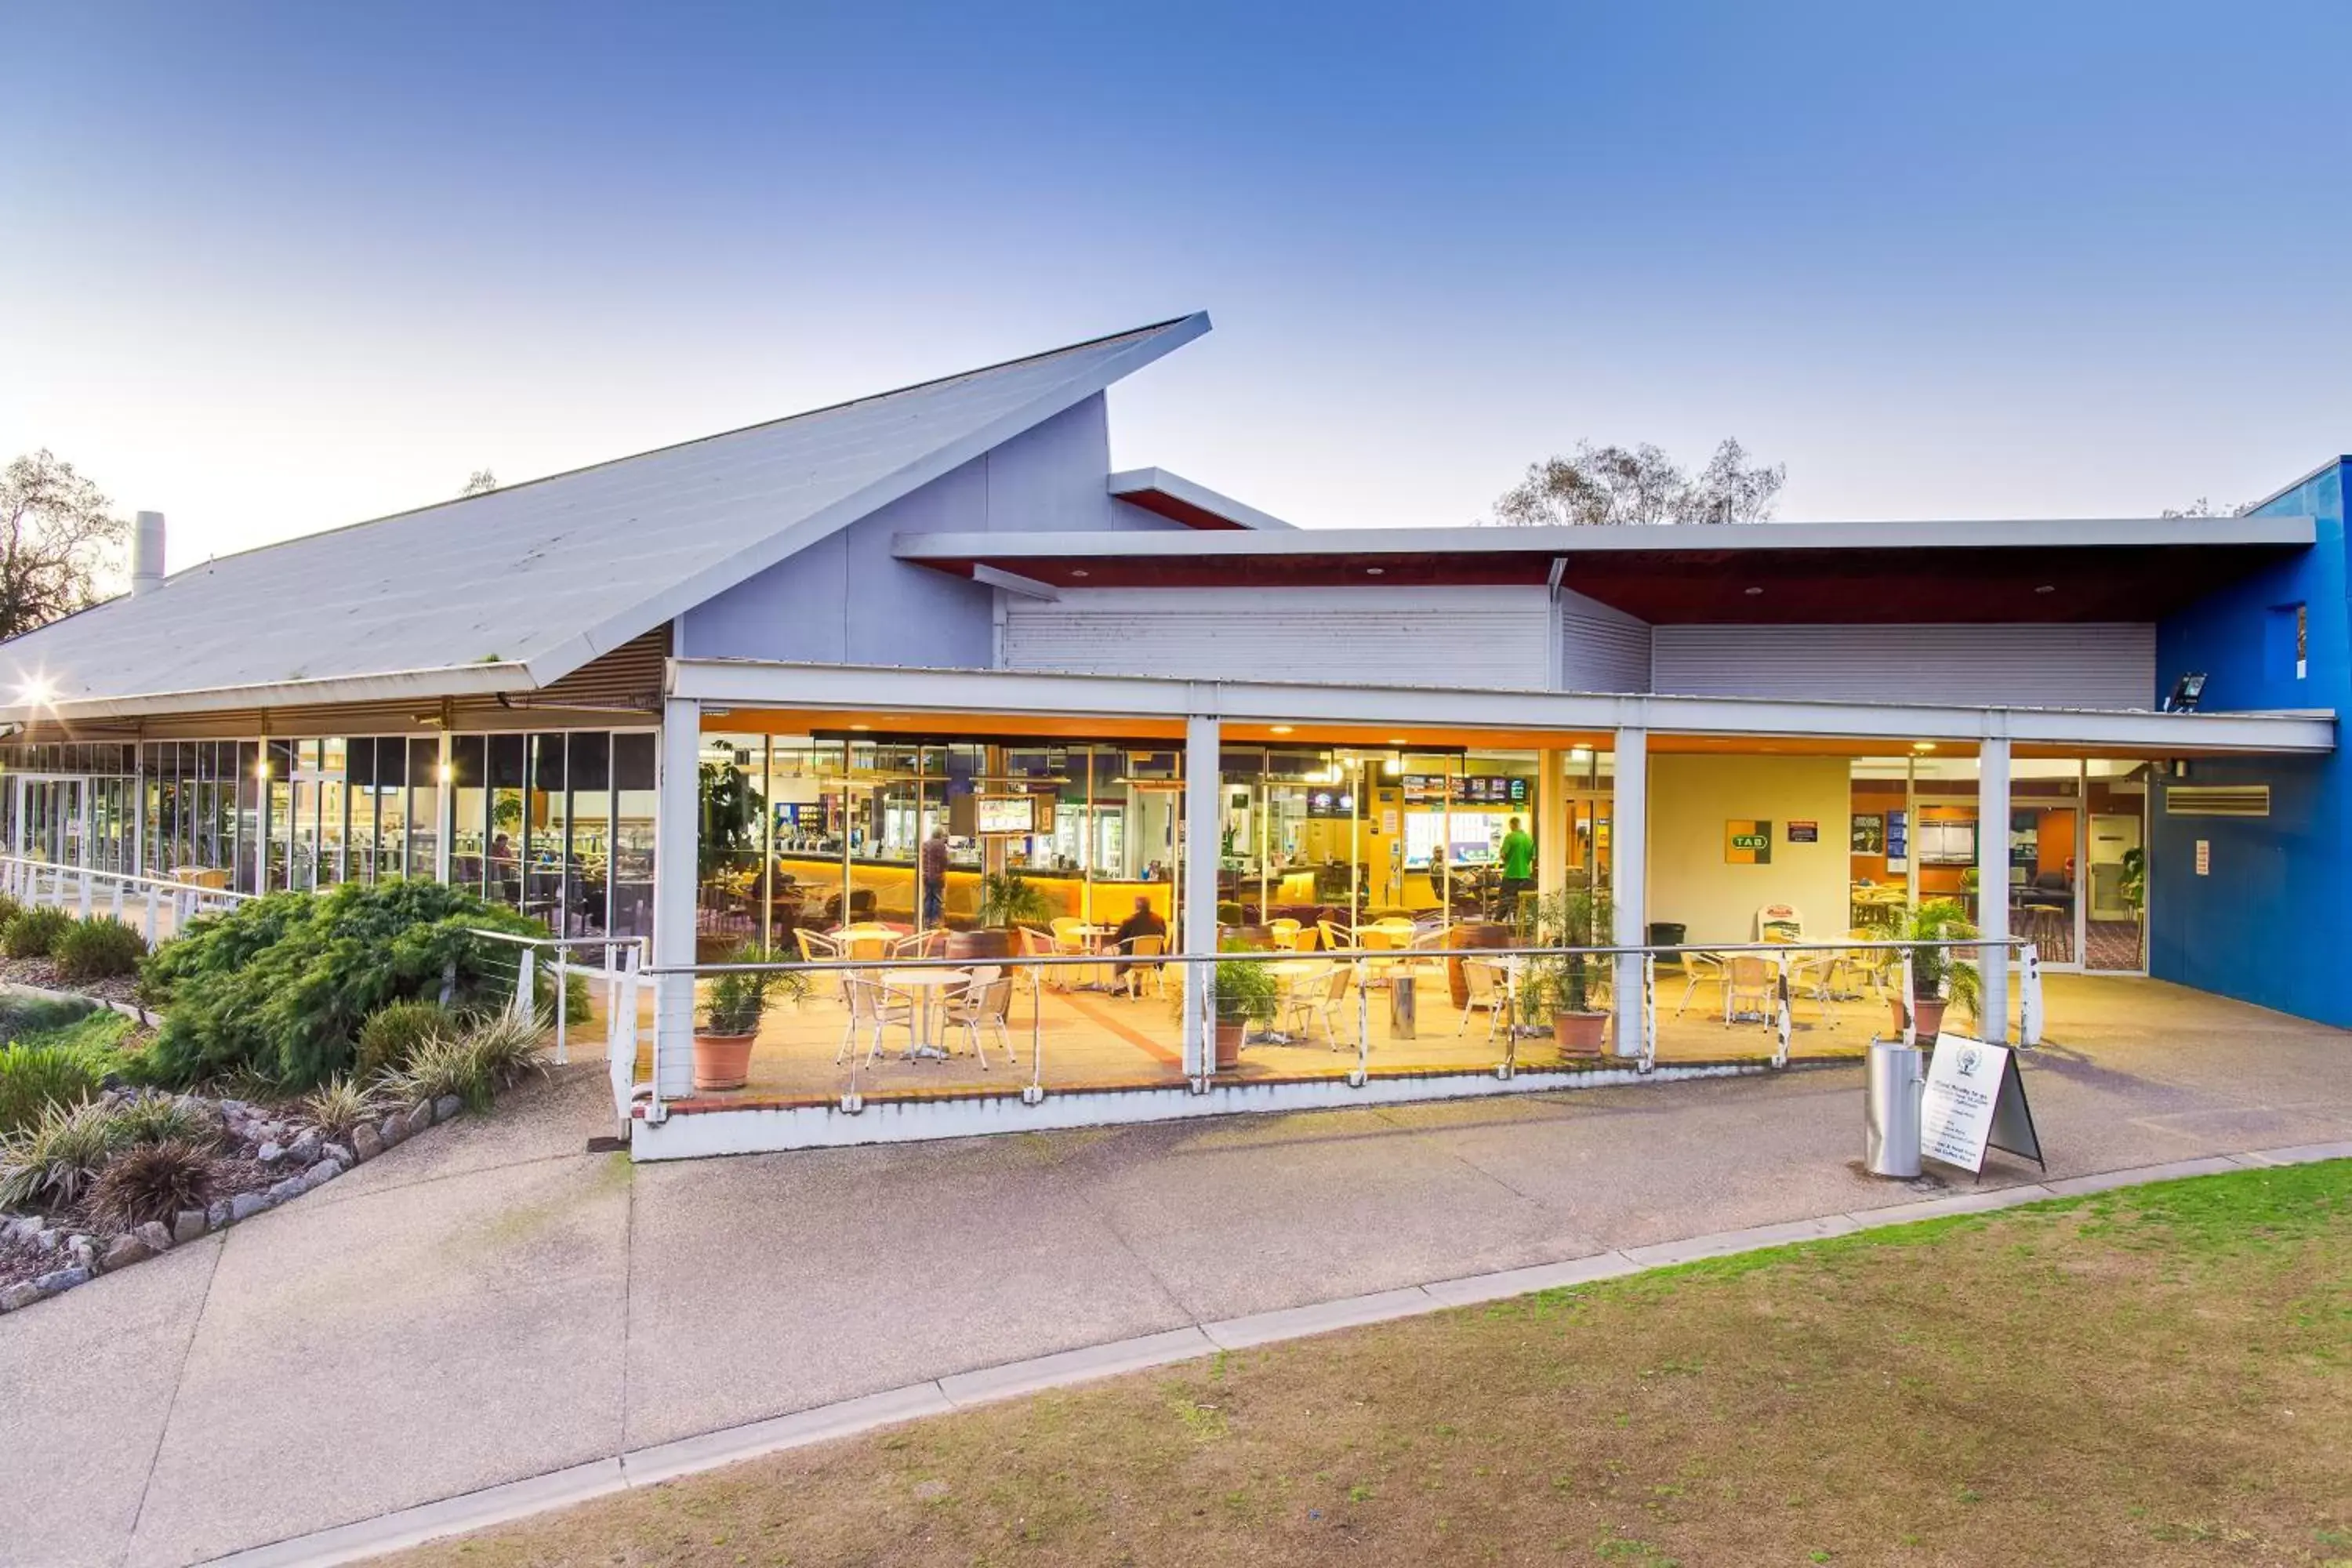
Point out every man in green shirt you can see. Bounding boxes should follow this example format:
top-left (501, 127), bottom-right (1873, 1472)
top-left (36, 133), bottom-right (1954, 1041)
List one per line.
top-left (1497, 815), bottom-right (1535, 920)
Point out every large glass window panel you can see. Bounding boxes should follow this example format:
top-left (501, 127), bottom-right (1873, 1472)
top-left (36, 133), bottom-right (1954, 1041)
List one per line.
top-left (449, 735), bottom-right (486, 890)
top-left (699, 732), bottom-right (768, 947)
top-left (264, 739), bottom-right (295, 891)
top-left (611, 733), bottom-right (656, 939)
top-left (486, 735), bottom-right (525, 907)
top-left (347, 739), bottom-right (379, 884)
top-left (318, 738), bottom-right (348, 887)
top-left (524, 734), bottom-right (566, 927)
top-left (566, 733), bottom-right (611, 938)
top-left (405, 737), bottom-right (441, 882)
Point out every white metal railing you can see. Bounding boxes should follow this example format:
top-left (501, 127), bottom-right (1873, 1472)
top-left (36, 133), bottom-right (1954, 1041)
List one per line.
top-left (641, 934), bottom-right (2042, 1112)
top-left (463, 929), bottom-right (649, 1133)
top-left (0, 854), bottom-right (254, 949)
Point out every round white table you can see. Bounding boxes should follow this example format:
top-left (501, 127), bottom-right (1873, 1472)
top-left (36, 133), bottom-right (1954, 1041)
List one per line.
top-left (881, 968), bottom-right (971, 1059)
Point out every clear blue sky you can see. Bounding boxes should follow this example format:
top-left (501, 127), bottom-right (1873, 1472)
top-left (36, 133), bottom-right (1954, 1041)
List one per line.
top-left (6, 1), bottom-right (2350, 565)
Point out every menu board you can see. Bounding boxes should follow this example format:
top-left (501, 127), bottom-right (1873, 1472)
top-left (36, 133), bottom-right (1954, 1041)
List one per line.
top-left (1399, 775), bottom-right (1530, 807)
top-left (974, 795), bottom-right (1042, 835)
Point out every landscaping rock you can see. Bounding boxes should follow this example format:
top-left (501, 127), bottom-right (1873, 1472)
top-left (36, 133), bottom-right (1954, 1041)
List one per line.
top-left (173, 1209), bottom-right (209, 1246)
top-left (433, 1094), bottom-right (463, 1123)
top-left (30, 1265), bottom-right (89, 1294)
top-left (377, 1112), bottom-right (406, 1147)
top-left (322, 1142), bottom-right (354, 1168)
top-left (101, 1234), bottom-right (155, 1272)
top-left (301, 1159), bottom-right (343, 1192)
top-left (133, 1220), bottom-right (174, 1254)
top-left (257, 1140), bottom-right (285, 1167)
top-left (403, 1100), bottom-right (433, 1139)
top-left (2, 1214), bottom-right (38, 1244)
top-left (228, 1191), bottom-right (272, 1222)
top-left (1, 1279), bottom-right (42, 1312)
top-left (66, 1236), bottom-right (94, 1269)
top-left (206, 1199), bottom-right (233, 1230)
top-left (267, 1176), bottom-right (304, 1205)
top-left (351, 1124), bottom-right (383, 1163)
top-left (34, 1227), bottom-right (60, 1254)
top-left (288, 1129), bottom-right (321, 1165)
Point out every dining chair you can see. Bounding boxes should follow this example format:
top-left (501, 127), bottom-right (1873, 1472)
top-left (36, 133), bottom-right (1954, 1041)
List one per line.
top-left (795, 927), bottom-right (842, 964)
top-left (837, 973), bottom-right (916, 1065)
top-left (1308, 963), bottom-right (1355, 1049)
top-left (1722, 955), bottom-right (1776, 1025)
top-left (941, 969), bottom-right (1012, 1068)
top-left (1672, 952), bottom-right (1724, 1018)
top-left (1120, 935), bottom-right (1167, 999)
top-left (1457, 958), bottom-right (1510, 1044)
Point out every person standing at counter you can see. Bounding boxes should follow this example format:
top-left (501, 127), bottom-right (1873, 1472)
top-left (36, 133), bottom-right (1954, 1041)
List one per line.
top-left (1497, 815), bottom-right (1535, 919)
top-left (920, 825), bottom-right (949, 927)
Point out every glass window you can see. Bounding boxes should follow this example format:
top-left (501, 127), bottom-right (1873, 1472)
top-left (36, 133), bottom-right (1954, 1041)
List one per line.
top-left (449, 735), bottom-right (486, 891)
top-left (612, 732), bottom-right (656, 939)
top-left (347, 739), bottom-right (379, 884)
top-left (405, 737), bottom-right (441, 882)
top-left (525, 734), bottom-right (567, 927)
top-left (566, 733), bottom-right (612, 938)
top-left (486, 735), bottom-right (524, 907)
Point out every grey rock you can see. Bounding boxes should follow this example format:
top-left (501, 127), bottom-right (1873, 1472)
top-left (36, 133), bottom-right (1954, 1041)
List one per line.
top-left (321, 1142), bottom-right (353, 1167)
top-left (287, 1129), bottom-right (321, 1164)
top-left (301, 1159), bottom-right (343, 1192)
top-left (350, 1124), bottom-right (383, 1163)
top-left (256, 1141), bottom-right (285, 1166)
top-left (379, 1112), bottom-right (408, 1148)
top-left (433, 1094), bottom-right (463, 1123)
top-left (403, 1101), bottom-right (433, 1138)
top-left (216, 1098), bottom-right (249, 1118)
top-left (172, 1209), bottom-right (208, 1246)
top-left (2, 1214), bottom-right (38, 1244)
top-left (228, 1191), bottom-right (271, 1222)
top-left (267, 1176), bottom-right (303, 1204)
top-left (0, 1279), bottom-right (42, 1312)
top-left (100, 1233), bottom-right (155, 1272)
top-left (132, 1219), bottom-right (173, 1254)
top-left (33, 1227), bottom-right (60, 1254)
top-left (206, 1199), bottom-right (233, 1230)
top-left (66, 1236), bottom-right (94, 1268)
top-left (30, 1265), bottom-right (89, 1294)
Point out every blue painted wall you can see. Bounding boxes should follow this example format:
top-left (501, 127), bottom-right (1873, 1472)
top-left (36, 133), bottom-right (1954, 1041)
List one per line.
top-left (678, 394), bottom-right (1185, 668)
top-left (2151, 459), bottom-right (2350, 1024)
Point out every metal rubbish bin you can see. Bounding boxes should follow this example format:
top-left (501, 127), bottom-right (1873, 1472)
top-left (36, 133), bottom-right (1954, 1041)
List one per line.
top-left (1864, 1039), bottom-right (1925, 1178)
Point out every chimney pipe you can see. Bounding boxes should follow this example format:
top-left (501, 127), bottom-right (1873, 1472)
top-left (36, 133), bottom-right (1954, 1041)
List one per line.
top-left (132, 511), bottom-right (165, 597)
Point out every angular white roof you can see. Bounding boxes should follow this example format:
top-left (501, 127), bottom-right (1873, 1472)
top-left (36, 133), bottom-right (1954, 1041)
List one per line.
top-left (0, 313), bottom-right (1209, 720)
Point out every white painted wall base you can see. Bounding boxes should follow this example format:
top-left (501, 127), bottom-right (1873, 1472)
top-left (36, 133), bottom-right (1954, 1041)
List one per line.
top-left (628, 1061), bottom-right (1772, 1160)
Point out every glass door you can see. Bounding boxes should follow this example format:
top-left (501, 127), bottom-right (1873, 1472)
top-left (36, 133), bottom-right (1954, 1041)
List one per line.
top-left (13, 776), bottom-right (88, 868)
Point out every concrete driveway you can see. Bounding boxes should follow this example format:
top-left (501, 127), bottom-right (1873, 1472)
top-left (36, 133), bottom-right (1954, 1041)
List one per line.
top-left (2, 975), bottom-right (2347, 1567)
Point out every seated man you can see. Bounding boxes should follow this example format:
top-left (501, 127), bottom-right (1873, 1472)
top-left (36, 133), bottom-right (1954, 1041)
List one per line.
top-left (1106, 895), bottom-right (1168, 982)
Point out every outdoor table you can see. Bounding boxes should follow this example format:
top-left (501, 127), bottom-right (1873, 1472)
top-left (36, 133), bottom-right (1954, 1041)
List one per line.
top-left (881, 967), bottom-right (971, 1060)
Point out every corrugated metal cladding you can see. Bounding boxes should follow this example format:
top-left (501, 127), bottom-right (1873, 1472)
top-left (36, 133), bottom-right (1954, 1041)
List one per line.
top-left (1559, 602), bottom-right (1653, 693)
top-left (525, 626), bottom-right (669, 709)
top-left (1650, 623), bottom-right (2157, 708)
top-left (1002, 587), bottom-right (1553, 688)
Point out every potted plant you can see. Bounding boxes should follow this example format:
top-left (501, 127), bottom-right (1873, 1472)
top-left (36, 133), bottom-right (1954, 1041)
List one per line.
top-left (957, 870), bottom-right (1051, 960)
top-left (693, 942), bottom-right (806, 1091)
top-left (1532, 884), bottom-right (1611, 1057)
top-left (1210, 946), bottom-right (1280, 1070)
top-left (1893, 898), bottom-right (1980, 1043)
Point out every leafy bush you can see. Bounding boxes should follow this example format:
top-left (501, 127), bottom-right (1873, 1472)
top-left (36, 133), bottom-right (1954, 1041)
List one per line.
top-left (387, 1014), bottom-right (550, 1112)
top-left (54, 916), bottom-right (148, 982)
top-left (89, 1138), bottom-right (219, 1228)
top-left (140, 880), bottom-right (555, 1091)
top-left (0, 891), bottom-right (22, 931)
top-left (0, 1043), bottom-right (100, 1136)
top-left (458, 1011), bottom-right (551, 1094)
top-left (108, 1093), bottom-right (220, 1149)
top-left (3, 906), bottom-right (74, 959)
top-left (0, 1099), bottom-right (126, 1210)
top-left (355, 1000), bottom-right (454, 1080)
top-left (0, 995), bottom-right (101, 1039)
top-left (304, 1075), bottom-right (390, 1141)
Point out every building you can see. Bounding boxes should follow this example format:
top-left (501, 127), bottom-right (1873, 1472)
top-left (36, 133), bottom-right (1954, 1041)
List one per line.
top-left (0, 313), bottom-right (2339, 1157)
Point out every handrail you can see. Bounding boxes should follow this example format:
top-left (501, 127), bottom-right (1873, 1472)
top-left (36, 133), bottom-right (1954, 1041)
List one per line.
top-left (0, 853), bottom-right (256, 902)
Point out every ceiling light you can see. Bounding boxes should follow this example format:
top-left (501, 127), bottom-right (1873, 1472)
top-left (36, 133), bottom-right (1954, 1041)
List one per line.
top-left (850, 724), bottom-right (872, 731)
top-left (1387, 737), bottom-right (1407, 746)
top-left (1743, 586), bottom-right (1763, 597)
top-left (1912, 742), bottom-right (1936, 753)
top-left (1270, 725), bottom-right (1294, 735)
top-left (1069, 569), bottom-right (1089, 579)
top-left (2034, 584), bottom-right (2055, 594)
top-left (1365, 566), bottom-right (1385, 575)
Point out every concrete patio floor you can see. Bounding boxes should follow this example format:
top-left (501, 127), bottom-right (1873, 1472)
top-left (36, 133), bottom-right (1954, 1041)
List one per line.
top-left (2, 975), bottom-right (2346, 1568)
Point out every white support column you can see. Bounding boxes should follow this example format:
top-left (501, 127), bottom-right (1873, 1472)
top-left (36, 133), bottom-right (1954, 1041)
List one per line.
top-left (1180, 713), bottom-right (1221, 1080)
top-left (1977, 735), bottom-right (2011, 1044)
top-left (652, 698), bottom-right (702, 1098)
top-left (1537, 748), bottom-right (1569, 907)
top-left (434, 731), bottom-right (454, 885)
top-left (1610, 727), bottom-right (1648, 1058)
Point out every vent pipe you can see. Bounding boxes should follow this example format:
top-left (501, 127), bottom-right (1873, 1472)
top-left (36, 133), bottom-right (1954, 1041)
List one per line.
top-left (132, 511), bottom-right (165, 597)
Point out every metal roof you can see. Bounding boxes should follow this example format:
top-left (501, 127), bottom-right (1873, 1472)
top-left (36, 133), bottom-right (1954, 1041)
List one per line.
top-left (0, 313), bottom-right (1211, 721)
top-left (1107, 468), bottom-right (1297, 530)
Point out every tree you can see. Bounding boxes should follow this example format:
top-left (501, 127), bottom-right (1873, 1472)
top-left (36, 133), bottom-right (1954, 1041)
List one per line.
top-left (2161, 496), bottom-right (2249, 518)
top-left (459, 469), bottom-right (499, 497)
top-left (1490, 437), bottom-right (1785, 527)
top-left (0, 450), bottom-right (129, 641)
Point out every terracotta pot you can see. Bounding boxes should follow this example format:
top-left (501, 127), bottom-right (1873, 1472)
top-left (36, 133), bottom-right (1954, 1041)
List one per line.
top-left (1214, 1021), bottom-right (1245, 1071)
top-left (1889, 996), bottom-right (1948, 1043)
top-left (1552, 1010), bottom-right (1610, 1058)
top-left (691, 1029), bottom-right (757, 1092)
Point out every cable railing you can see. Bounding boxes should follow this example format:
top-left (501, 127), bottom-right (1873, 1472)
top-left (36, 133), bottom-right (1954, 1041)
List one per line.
top-left (637, 935), bottom-right (2042, 1116)
top-left (0, 854), bottom-right (254, 949)
top-left (462, 929), bottom-right (649, 1131)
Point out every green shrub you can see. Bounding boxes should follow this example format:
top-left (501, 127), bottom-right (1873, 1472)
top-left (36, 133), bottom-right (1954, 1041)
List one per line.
top-left (16, 1008), bottom-right (134, 1060)
top-left (303, 1075), bottom-right (390, 1140)
top-left (0, 1099), bottom-right (127, 1210)
top-left (108, 1093), bottom-right (220, 1149)
top-left (0, 891), bottom-right (23, 931)
top-left (53, 916), bottom-right (148, 982)
top-left (355, 1000), bottom-right (454, 1079)
top-left (88, 1138), bottom-right (219, 1228)
top-left (3, 906), bottom-right (74, 959)
top-left (0, 1043), bottom-right (100, 1136)
top-left (386, 1013), bottom-right (549, 1113)
top-left (140, 880), bottom-right (555, 1091)
top-left (0, 995), bottom-right (101, 1040)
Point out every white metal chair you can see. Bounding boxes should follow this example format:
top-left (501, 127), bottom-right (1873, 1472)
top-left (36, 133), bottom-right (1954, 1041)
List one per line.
top-left (1722, 954), bottom-right (1776, 1025)
top-left (940, 968), bottom-right (1013, 1069)
top-left (1672, 951), bottom-right (1724, 1018)
top-left (838, 972), bottom-right (917, 1065)
top-left (1305, 963), bottom-right (1355, 1049)
top-left (1457, 957), bottom-right (1511, 1044)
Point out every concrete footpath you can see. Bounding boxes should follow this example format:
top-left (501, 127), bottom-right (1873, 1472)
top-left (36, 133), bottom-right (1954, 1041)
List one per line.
top-left (2, 976), bottom-right (2347, 1568)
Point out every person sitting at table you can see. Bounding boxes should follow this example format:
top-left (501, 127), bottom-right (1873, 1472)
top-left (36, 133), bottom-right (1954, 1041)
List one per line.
top-left (1106, 895), bottom-right (1167, 981)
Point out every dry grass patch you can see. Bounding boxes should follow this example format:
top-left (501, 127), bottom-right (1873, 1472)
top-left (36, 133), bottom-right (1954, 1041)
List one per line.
top-left (388, 1161), bottom-right (2352, 1568)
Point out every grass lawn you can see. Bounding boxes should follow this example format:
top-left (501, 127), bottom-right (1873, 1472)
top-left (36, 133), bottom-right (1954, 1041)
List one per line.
top-left (391, 1162), bottom-right (2352, 1567)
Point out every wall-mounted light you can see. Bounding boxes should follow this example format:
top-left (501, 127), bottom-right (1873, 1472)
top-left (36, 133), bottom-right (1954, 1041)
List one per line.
top-left (437, 762), bottom-right (456, 784)
top-left (14, 675), bottom-right (55, 708)
top-left (254, 757), bottom-right (271, 780)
